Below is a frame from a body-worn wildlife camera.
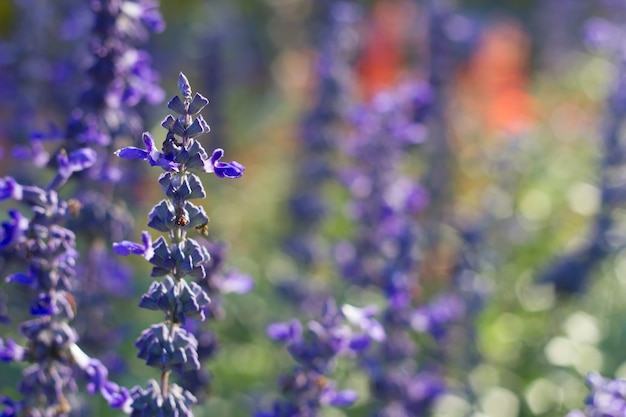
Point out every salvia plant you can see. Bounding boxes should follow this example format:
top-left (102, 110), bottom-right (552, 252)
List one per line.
top-left (0, 148), bottom-right (131, 416)
top-left (113, 72), bottom-right (244, 415)
top-left (334, 83), bottom-right (465, 416)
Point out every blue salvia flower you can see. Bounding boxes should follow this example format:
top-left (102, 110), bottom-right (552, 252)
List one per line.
top-left (114, 72), bottom-right (244, 415)
top-left (255, 299), bottom-right (384, 417)
top-left (0, 149), bottom-right (131, 415)
top-left (334, 84), bottom-right (464, 416)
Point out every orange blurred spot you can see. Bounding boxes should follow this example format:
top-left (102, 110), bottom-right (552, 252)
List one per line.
top-left (356, 0), bottom-right (416, 100)
top-left (457, 19), bottom-right (535, 135)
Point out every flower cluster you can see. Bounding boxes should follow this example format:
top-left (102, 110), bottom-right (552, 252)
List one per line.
top-left (0, 149), bottom-right (130, 415)
top-left (114, 72), bottom-right (244, 415)
top-left (334, 83), bottom-right (464, 415)
top-left (256, 300), bottom-right (385, 417)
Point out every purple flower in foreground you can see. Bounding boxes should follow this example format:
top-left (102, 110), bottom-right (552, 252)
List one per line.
top-left (115, 73), bottom-right (246, 414)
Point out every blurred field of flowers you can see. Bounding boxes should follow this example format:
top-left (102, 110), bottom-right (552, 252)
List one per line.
top-left (1, 1), bottom-right (626, 417)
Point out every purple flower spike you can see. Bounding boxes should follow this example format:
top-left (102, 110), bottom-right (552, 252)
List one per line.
top-left (113, 231), bottom-right (154, 260)
top-left (208, 148), bottom-right (245, 178)
top-left (115, 132), bottom-right (178, 171)
top-left (113, 73), bottom-right (248, 413)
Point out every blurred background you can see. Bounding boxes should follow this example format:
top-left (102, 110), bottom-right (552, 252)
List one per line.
top-left (0, 1), bottom-right (625, 417)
